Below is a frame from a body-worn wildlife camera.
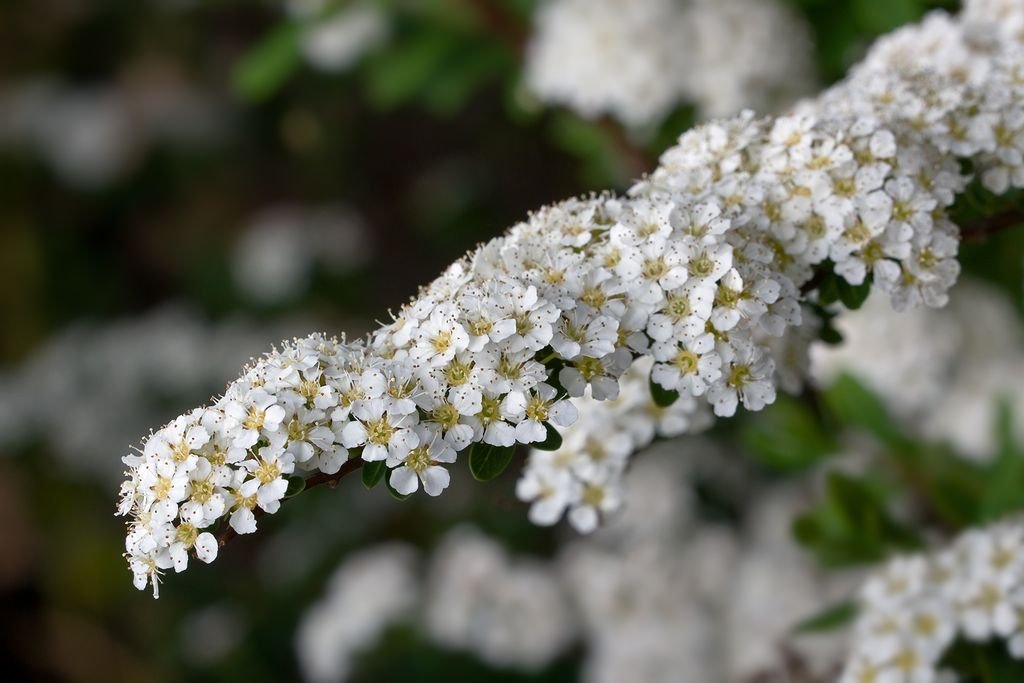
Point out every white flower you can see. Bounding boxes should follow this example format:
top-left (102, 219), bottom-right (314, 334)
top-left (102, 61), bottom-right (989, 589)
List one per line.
top-left (224, 388), bottom-right (286, 449)
top-left (159, 522), bottom-right (218, 573)
top-left (242, 447), bottom-right (295, 514)
top-left (387, 426), bottom-right (457, 496)
top-left (559, 348), bottom-right (630, 400)
top-left (229, 478), bottom-right (261, 535)
top-left (504, 383), bottom-right (578, 444)
top-left (341, 397), bottom-right (419, 462)
top-left (411, 306), bottom-right (470, 368)
top-left (650, 333), bottom-right (722, 397)
top-left (707, 342), bottom-right (776, 416)
top-left (516, 461), bottom-right (576, 526)
top-left (550, 310), bottom-right (618, 360)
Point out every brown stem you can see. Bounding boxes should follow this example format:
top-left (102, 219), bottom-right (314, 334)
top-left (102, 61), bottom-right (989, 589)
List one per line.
top-left (461, 0), bottom-right (528, 53)
top-left (960, 207), bottom-right (1024, 242)
top-left (460, 0), bottom-right (656, 179)
top-left (596, 116), bottom-right (658, 179)
top-left (217, 457), bottom-right (364, 547)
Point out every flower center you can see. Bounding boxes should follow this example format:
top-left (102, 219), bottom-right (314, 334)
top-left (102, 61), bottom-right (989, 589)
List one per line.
top-left (366, 417), bottom-right (395, 446)
top-left (255, 459), bottom-right (282, 485)
top-left (243, 407), bottom-right (265, 431)
top-left (689, 254), bottom-right (715, 278)
top-left (666, 294), bottom-right (691, 320)
top-left (642, 257), bottom-right (669, 280)
top-left (580, 286), bottom-right (607, 309)
top-left (444, 359), bottom-right (473, 386)
top-left (191, 479), bottom-right (214, 503)
top-left (431, 330), bottom-right (453, 354)
top-left (432, 403), bottom-right (460, 430)
top-left (171, 440), bottom-right (192, 463)
top-left (576, 356), bottom-right (604, 381)
top-left (176, 523), bottom-right (198, 548)
top-left (405, 446), bottom-right (432, 473)
top-left (478, 396), bottom-right (501, 425)
top-left (525, 395), bottom-right (550, 422)
top-left (727, 364), bottom-right (751, 388)
top-left (673, 349), bottom-right (700, 374)
top-left (287, 417), bottom-right (308, 442)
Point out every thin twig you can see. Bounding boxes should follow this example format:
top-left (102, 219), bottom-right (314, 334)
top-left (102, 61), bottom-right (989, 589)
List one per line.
top-left (461, 0), bottom-right (656, 178)
top-left (960, 207), bottom-right (1024, 242)
top-left (461, 0), bottom-right (528, 53)
top-left (217, 457), bottom-right (364, 547)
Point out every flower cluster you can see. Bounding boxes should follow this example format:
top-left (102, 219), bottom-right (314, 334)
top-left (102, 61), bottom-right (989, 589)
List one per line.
top-left (293, 445), bottom-right (854, 681)
top-left (287, 0), bottom-right (389, 74)
top-left (296, 544), bottom-right (418, 683)
top-left (119, 0), bottom-right (1024, 599)
top-left (517, 356), bottom-right (713, 533)
top-left (843, 520), bottom-right (1024, 681)
top-left (812, 277), bottom-right (1024, 461)
top-left (524, 0), bottom-right (815, 126)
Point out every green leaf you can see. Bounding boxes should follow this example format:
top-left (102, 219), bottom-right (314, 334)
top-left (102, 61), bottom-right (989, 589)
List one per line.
top-left (421, 42), bottom-right (508, 114)
top-left (361, 460), bottom-right (388, 490)
top-left (793, 471), bottom-right (922, 567)
top-left (232, 22), bottom-right (301, 102)
top-left (364, 32), bottom-right (452, 109)
top-left (284, 475), bottom-right (306, 498)
top-left (792, 599), bottom-right (859, 634)
top-left (819, 320), bottom-right (844, 345)
top-left (810, 303), bottom-right (844, 345)
top-left (852, 0), bottom-right (920, 34)
top-left (939, 637), bottom-right (1024, 682)
top-left (468, 441), bottom-right (517, 482)
top-left (534, 423), bottom-right (563, 451)
top-left (978, 400), bottom-right (1024, 521)
top-left (742, 396), bottom-right (837, 472)
top-left (822, 373), bottom-right (909, 450)
top-left (817, 271), bottom-right (841, 306)
top-left (837, 274), bottom-right (873, 310)
top-left (649, 376), bottom-right (680, 408)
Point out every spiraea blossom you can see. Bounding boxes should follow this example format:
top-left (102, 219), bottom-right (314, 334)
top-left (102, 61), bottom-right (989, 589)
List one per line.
top-left (118, 17), bottom-right (1024, 683)
top-left (842, 519), bottom-right (1024, 682)
top-left (524, 0), bottom-right (815, 126)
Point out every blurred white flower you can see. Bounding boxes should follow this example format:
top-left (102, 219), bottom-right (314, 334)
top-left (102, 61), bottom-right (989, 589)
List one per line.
top-left (296, 545), bottom-right (418, 683)
top-left (231, 204), bottom-right (372, 304)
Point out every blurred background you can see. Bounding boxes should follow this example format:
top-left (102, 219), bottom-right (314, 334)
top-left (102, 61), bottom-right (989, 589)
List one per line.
top-left (3, 0), bottom-right (1024, 681)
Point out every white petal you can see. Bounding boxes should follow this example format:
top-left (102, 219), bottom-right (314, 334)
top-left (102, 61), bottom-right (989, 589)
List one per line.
top-left (194, 533), bottom-right (218, 563)
top-left (389, 467), bottom-right (419, 495)
top-left (420, 466), bottom-right (451, 496)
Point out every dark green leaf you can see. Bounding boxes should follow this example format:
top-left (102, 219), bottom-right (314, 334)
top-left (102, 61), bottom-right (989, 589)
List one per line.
top-left (817, 271), bottom-right (841, 306)
top-left (819, 319), bottom-right (844, 345)
top-left (792, 599), bottom-right (858, 634)
top-left (364, 32), bottom-right (452, 109)
top-left (837, 274), bottom-right (872, 310)
top-left (742, 396), bottom-right (837, 472)
top-left (361, 460), bottom-right (388, 490)
top-left (940, 638), bottom-right (1024, 682)
top-left (468, 441), bottom-right (516, 482)
top-left (793, 471), bottom-right (922, 567)
top-left (822, 373), bottom-right (909, 450)
top-left (284, 475), bottom-right (306, 498)
top-left (649, 376), bottom-right (680, 408)
top-left (232, 22), bottom-right (301, 102)
top-left (978, 400), bottom-right (1024, 521)
top-left (852, 0), bottom-right (920, 33)
top-left (534, 423), bottom-right (563, 451)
